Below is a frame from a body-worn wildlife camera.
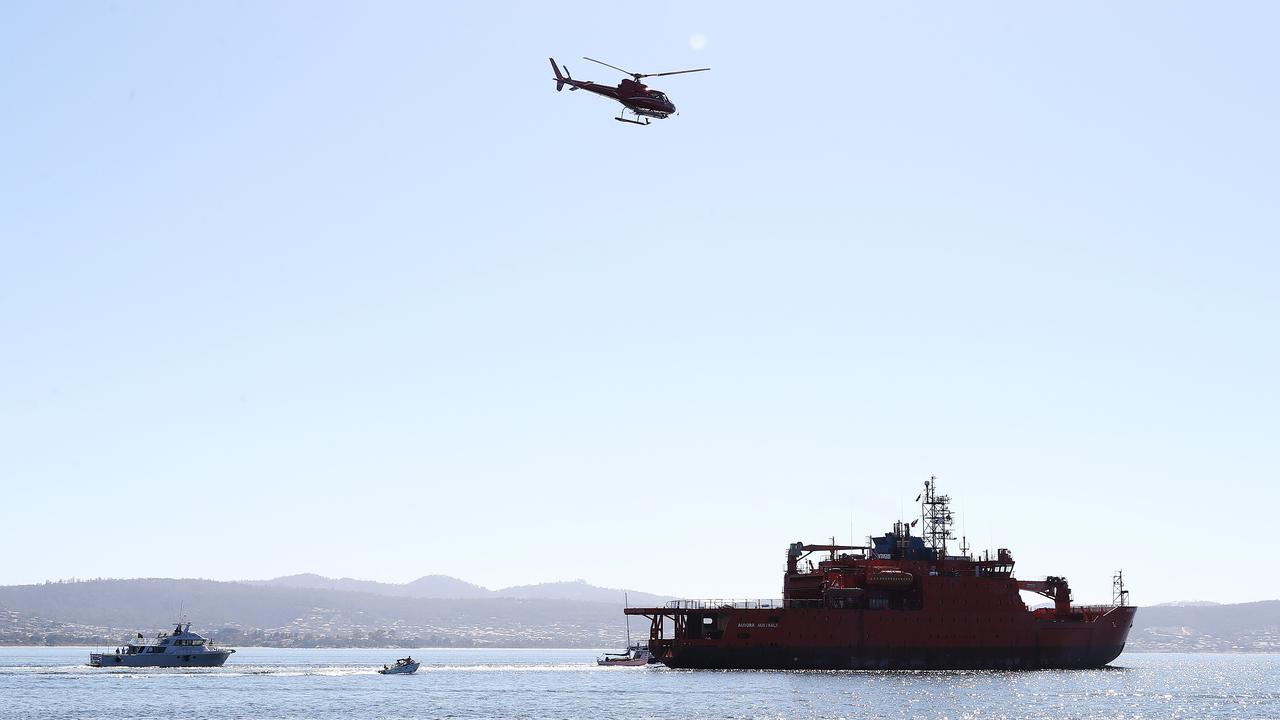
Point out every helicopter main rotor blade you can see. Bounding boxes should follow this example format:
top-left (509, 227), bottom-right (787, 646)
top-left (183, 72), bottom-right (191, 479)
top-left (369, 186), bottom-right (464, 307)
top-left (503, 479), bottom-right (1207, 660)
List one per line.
top-left (637, 67), bottom-right (711, 79)
top-left (582, 57), bottom-right (637, 78)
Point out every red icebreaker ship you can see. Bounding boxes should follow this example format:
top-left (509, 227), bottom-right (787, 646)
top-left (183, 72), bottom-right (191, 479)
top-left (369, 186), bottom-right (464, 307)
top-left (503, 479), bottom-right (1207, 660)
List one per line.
top-left (626, 478), bottom-right (1136, 670)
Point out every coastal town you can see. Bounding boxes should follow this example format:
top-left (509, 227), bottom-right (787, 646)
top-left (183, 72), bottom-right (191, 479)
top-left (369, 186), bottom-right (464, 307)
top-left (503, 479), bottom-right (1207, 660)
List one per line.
top-left (4, 601), bottom-right (1279, 652)
top-left (0, 606), bottom-right (621, 649)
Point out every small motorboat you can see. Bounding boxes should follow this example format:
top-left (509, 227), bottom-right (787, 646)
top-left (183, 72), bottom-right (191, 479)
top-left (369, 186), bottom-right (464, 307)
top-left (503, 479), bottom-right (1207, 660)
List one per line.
top-left (378, 657), bottom-right (420, 674)
top-left (597, 644), bottom-right (652, 666)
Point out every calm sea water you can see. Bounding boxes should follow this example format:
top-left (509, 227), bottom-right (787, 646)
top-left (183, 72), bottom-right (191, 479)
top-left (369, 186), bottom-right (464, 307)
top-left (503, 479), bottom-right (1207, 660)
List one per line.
top-left (0, 647), bottom-right (1276, 719)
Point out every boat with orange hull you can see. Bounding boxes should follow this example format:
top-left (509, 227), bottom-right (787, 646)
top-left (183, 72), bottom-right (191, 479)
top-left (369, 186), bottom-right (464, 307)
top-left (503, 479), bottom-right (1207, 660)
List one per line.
top-left (626, 478), bottom-right (1136, 670)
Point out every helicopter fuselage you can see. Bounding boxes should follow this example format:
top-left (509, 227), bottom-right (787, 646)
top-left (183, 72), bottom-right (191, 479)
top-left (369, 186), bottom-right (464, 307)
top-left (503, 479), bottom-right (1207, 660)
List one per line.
top-left (561, 77), bottom-right (676, 118)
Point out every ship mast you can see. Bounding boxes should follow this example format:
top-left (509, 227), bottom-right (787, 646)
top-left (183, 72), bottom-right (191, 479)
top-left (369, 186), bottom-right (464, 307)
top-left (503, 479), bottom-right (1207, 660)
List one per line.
top-left (1112, 570), bottom-right (1130, 607)
top-left (920, 476), bottom-right (955, 558)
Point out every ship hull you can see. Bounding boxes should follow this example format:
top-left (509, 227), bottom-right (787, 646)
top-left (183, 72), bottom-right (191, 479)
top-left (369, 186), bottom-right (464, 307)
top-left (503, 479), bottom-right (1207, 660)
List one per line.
top-left (642, 605), bottom-right (1136, 671)
top-left (658, 643), bottom-right (1127, 670)
top-left (88, 651), bottom-right (233, 668)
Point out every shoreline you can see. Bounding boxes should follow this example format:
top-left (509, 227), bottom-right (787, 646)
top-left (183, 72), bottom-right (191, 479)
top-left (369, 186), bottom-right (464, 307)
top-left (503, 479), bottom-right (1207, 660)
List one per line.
top-left (3, 644), bottom-right (1278, 655)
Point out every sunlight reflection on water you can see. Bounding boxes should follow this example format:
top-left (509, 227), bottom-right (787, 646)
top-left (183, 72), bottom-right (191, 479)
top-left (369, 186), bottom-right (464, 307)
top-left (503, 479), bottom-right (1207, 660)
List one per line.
top-left (1, 649), bottom-right (1277, 719)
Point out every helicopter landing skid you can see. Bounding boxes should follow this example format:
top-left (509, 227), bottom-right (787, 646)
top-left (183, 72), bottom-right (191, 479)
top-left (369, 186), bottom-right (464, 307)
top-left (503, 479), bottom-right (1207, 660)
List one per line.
top-left (615, 115), bottom-right (650, 126)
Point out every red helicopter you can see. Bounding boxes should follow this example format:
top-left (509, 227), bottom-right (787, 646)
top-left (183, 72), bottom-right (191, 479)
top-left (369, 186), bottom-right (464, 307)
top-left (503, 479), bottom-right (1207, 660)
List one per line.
top-left (549, 57), bottom-right (709, 125)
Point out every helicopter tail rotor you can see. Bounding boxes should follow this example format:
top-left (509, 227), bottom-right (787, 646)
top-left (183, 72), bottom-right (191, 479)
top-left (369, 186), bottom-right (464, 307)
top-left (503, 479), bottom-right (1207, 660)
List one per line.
top-left (545, 57), bottom-right (565, 90)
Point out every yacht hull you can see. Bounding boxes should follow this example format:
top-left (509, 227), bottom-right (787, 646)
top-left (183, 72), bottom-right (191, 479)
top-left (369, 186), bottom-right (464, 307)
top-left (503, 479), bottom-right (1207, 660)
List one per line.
top-left (377, 661), bottom-right (420, 674)
top-left (88, 650), bottom-right (234, 668)
top-left (596, 657), bottom-right (648, 666)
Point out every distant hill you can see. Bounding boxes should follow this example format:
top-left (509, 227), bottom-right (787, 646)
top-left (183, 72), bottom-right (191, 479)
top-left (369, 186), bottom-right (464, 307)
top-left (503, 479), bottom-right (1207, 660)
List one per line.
top-left (404, 575), bottom-right (493, 599)
top-left (1127, 600), bottom-right (1280, 652)
top-left (249, 574), bottom-right (665, 605)
top-left (492, 580), bottom-right (666, 607)
top-left (250, 573), bottom-right (394, 595)
top-left (0, 578), bottom-right (641, 647)
top-left (249, 574), bottom-right (491, 600)
top-left (4, 577), bottom-right (1277, 651)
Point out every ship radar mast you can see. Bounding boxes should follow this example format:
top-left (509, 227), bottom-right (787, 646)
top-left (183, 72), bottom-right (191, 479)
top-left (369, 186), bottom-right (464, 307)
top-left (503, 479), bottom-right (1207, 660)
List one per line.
top-left (919, 476), bottom-right (955, 558)
top-left (1112, 570), bottom-right (1130, 607)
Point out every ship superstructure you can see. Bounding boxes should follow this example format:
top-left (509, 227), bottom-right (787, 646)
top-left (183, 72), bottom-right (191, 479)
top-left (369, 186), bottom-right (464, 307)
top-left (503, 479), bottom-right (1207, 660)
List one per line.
top-left (626, 478), bottom-right (1136, 670)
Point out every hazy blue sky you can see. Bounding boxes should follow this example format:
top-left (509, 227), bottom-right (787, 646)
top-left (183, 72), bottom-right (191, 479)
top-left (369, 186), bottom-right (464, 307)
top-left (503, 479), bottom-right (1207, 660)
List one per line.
top-left (2, 2), bottom-right (1277, 606)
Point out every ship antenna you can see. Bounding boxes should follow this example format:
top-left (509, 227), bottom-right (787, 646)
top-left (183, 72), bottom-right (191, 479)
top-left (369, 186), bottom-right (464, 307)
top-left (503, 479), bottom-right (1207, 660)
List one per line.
top-left (921, 475), bottom-right (954, 560)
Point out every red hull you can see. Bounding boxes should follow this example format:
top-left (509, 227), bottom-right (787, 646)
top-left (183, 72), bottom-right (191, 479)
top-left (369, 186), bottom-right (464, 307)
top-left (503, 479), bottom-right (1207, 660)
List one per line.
top-left (630, 605), bottom-right (1135, 670)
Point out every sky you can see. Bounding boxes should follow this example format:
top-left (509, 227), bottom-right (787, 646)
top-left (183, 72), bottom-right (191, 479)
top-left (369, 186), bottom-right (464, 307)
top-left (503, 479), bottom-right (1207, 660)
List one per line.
top-left (1, 2), bottom-right (1277, 606)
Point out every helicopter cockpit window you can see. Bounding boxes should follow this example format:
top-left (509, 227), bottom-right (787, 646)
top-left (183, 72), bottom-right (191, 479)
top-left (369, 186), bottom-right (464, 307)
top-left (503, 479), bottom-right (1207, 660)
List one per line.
top-left (652, 92), bottom-right (668, 102)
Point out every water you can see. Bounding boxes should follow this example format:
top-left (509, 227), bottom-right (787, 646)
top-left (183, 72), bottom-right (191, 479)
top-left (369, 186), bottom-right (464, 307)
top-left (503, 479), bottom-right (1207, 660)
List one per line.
top-left (1, 647), bottom-right (1277, 719)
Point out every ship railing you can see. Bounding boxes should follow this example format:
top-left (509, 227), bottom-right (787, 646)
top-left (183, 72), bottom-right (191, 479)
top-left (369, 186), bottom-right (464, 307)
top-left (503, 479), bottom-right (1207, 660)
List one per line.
top-left (1072, 605), bottom-right (1118, 616)
top-left (1031, 605), bottom-right (1119, 621)
top-left (663, 599), bottom-right (785, 610)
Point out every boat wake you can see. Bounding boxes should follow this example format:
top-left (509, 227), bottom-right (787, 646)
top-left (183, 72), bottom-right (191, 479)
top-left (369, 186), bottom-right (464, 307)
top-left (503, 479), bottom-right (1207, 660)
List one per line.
top-left (0, 662), bottom-right (607, 677)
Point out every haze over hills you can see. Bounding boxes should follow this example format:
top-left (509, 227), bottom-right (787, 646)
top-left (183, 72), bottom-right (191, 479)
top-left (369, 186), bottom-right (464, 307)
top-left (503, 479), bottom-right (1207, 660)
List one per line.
top-left (1128, 601), bottom-right (1280, 651)
top-left (248, 574), bottom-right (668, 606)
top-left (0, 575), bottom-right (673, 648)
top-left (246, 574), bottom-right (491, 600)
top-left (1, 576), bottom-right (1277, 651)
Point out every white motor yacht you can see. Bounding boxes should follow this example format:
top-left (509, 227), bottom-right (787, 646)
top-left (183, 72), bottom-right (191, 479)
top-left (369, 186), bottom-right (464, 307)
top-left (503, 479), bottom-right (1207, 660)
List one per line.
top-left (89, 622), bottom-right (235, 668)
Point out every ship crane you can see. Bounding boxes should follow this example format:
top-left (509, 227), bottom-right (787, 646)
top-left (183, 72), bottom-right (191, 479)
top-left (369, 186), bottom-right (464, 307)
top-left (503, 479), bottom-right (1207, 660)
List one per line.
top-left (1016, 576), bottom-right (1073, 616)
